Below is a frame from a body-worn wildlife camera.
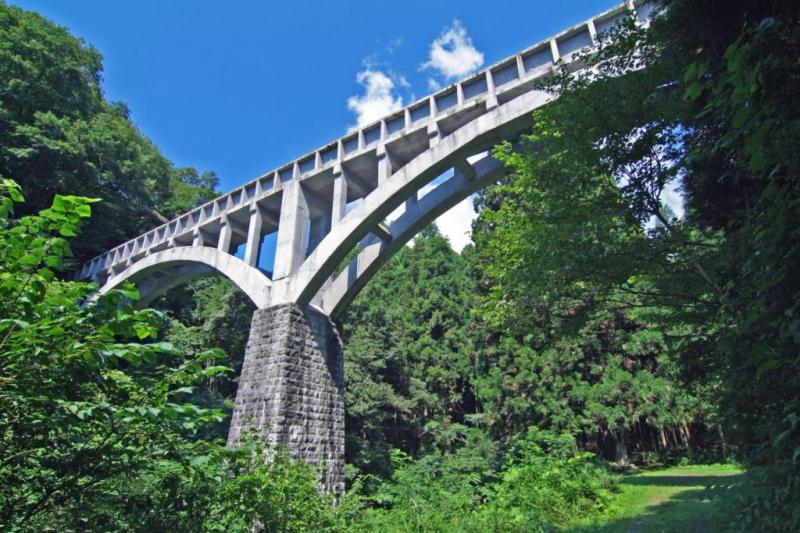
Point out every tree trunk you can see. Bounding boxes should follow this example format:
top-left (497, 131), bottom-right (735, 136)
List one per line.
top-left (614, 428), bottom-right (630, 466)
top-left (717, 424), bottom-right (728, 459)
top-left (681, 421), bottom-right (693, 453)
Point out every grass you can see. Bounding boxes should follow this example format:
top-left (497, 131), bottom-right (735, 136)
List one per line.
top-left (564, 464), bottom-right (749, 532)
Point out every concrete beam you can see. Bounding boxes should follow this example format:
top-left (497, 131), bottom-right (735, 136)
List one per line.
top-left (372, 222), bottom-right (391, 242)
top-left (217, 216), bottom-right (233, 253)
top-left (331, 173), bottom-right (348, 227)
top-left (455, 159), bottom-right (477, 180)
top-left (192, 227), bottom-right (213, 247)
top-left (377, 151), bottom-right (392, 185)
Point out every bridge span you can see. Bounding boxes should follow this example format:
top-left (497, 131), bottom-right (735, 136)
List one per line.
top-left (75, 0), bottom-right (653, 494)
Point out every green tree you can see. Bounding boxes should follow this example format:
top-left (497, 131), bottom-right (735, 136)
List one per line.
top-left (472, 0), bottom-right (800, 526)
top-left (342, 227), bottom-right (479, 477)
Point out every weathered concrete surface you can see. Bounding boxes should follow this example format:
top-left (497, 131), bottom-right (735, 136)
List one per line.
top-left (227, 303), bottom-right (345, 495)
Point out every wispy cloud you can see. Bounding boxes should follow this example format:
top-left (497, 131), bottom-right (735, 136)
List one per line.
top-left (421, 20), bottom-right (484, 89)
top-left (347, 68), bottom-right (404, 127)
top-left (435, 195), bottom-right (477, 252)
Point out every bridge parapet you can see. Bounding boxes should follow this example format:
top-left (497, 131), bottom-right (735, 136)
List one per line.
top-left (77, 1), bottom-right (653, 311)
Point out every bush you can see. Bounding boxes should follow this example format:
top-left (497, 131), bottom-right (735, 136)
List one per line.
top-left (477, 428), bottom-right (617, 532)
top-left (348, 428), bottom-right (617, 532)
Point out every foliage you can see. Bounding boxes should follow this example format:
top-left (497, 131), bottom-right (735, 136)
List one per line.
top-left (0, 181), bottom-right (334, 531)
top-left (348, 428), bottom-right (616, 532)
top-left (470, 0), bottom-right (800, 527)
top-left (155, 277), bottom-right (255, 439)
top-left (666, 0), bottom-right (800, 475)
top-left (0, 179), bottom-right (211, 528)
top-left (342, 227), bottom-right (480, 477)
top-left (476, 428), bottom-right (616, 531)
top-left (470, 67), bottom-right (708, 459)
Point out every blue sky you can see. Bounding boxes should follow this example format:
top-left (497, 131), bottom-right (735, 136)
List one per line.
top-left (11, 0), bottom-right (620, 250)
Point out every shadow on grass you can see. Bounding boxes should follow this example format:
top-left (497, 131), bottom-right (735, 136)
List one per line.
top-left (620, 474), bottom-right (745, 488)
top-left (565, 473), bottom-right (748, 533)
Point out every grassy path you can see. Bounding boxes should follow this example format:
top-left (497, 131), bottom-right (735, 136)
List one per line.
top-left (566, 464), bottom-right (747, 532)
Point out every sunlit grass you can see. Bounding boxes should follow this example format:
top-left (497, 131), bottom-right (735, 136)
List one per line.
top-left (564, 464), bottom-right (748, 532)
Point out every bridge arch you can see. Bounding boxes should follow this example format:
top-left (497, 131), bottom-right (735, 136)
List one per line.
top-left (280, 88), bottom-right (550, 311)
top-left (99, 246), bottom-right (271, 308)
top-left (318, 152), bottom-right (506, 318)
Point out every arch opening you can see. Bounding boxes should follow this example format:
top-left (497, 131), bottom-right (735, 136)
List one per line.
top-left (99, 247), bottom-right (272, 309)
top-left (318, 150), bottom-right (509, 318)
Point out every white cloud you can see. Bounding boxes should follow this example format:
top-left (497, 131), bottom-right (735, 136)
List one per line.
top-left (661, 179), bottom-right (685, 219)
top-left (347, 68), bottom-right (404, 127)
top-left (435, 195), bottom-right (477, 252)
top-left (421, 20), bottom-right (484, 80)
top-left (386, 37), bottom-right (403, 54)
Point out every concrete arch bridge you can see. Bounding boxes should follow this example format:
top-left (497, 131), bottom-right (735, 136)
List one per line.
top-left (75, 1), bottom-right (653, 494)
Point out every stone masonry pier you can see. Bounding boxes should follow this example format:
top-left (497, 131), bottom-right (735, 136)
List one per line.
top-left (226, 304), bottom-right (345, 494)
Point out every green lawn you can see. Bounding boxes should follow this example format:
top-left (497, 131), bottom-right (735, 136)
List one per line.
top-left (565, 464), bottom-right (748, 532)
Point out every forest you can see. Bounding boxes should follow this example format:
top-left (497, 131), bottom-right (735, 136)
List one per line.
top-left (1, 0), bottom-right (798, 530)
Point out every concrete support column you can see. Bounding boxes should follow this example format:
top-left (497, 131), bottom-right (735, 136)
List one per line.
top-left (516, 53), bottom-right (526, 79)
top-left (428, 124), bottom-right (440, 148)
top-left (227, 303), bottom-right (345, 495)
top-left (273, 181), bottom-right (310, 279)
top-left (587, 20), bottom-right (598, 44)
top-left (377, 151), bottom-right (392, 185)
top-left (485, 70), bottom-right (498, 109)
top-left (192, 228), bottom-right (211, 247)
top-left (217, 216), bottom-right (233, 253)
top-left (244, 206), bottom-right (263, 267)
top-left (405, 191), bottom-right (418, 212)
top-left (331, 172), bottom-right (348, 227)
top-left (550, 39), bottom-right (560, 63)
